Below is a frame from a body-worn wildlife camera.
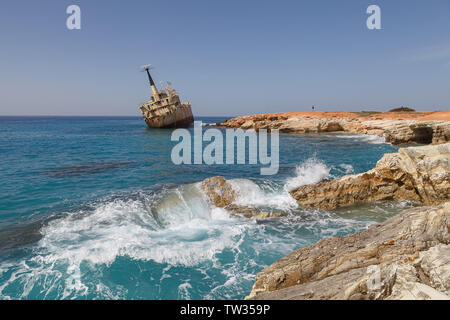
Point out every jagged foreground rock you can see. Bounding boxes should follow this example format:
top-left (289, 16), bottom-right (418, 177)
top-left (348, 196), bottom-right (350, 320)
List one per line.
top-left (215, 112), bottom-right (450, 145)
top-left (247, 203), bottom-right (450, 300)
top-left (290, 143), bottom-right (450, 210)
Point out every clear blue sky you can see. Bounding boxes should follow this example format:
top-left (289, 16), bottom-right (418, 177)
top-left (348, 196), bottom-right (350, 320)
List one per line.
top-left (0, 0), bottom-right (449, 116)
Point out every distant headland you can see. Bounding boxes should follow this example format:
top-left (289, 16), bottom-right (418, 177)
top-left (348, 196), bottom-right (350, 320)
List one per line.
top-left (212, 110), bottom-right (450, 145)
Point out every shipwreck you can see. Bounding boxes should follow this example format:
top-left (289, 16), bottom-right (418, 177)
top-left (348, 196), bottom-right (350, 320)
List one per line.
top-left (139, 65), bottom-right (194, 128)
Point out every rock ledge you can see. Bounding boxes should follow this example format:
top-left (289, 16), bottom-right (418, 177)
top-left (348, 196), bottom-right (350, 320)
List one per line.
top-left (215, 112), bottom-right (450, 145)
top-left (247, 203), bottom-right (450, 300)
top-left (290, 143), bottom-right (450, 210)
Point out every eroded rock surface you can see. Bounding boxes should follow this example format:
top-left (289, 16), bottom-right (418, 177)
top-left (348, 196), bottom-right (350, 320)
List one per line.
top-left (247, 203), bottom-right (450, 300)
top-left (290, 143), bottom-right (450, 210)
top-left (201, 176), bottom-right (236, 207)
top-left (214, 112), bottom-right (450, 145)
top-left (200, 176), bottom-right (284, 218)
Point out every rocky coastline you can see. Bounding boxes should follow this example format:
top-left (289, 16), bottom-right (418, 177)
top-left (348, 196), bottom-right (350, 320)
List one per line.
top-left (244, 143), bottom-right (449, 300)
top-left (206, 112), bottom-right (450, 300)
top-left (213, 111), bottom-right (450, 145)
top-left (290, 143), bottom-right (449, 210)
top-left (247, 203), bottom-right (449, 300)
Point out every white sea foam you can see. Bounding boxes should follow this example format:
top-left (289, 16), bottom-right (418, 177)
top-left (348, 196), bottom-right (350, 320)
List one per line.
top-left (178, 282), bottom-right (192, 299)
top-left (337, 163), bottom-right (354, 174)
top-left (0, 168), bottom-right (391, 299)
top-left (361, 135), bottom-right (387, 144)
top-left (0, 186), bottom-right (251, 299)
top-left (331, 134), bottom-right (387, 144)
top-left (228, 179), bottom-right (298, 211)
top-left (284, 158), bottom-right (331, 192)
top-left (227, 158), bottom-right (337, 212)
top-left (37, 193), bottom-right (245, 270)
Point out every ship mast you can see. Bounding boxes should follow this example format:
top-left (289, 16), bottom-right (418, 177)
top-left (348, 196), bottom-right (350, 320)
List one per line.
top-left (141, 64), bottom-right (159, 99)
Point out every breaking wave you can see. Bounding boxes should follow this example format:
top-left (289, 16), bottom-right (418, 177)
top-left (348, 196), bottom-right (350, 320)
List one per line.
top-left (229, 179), bottom-right (298, 211)
top-left (0, 185), bottom-right (250, 299)
top-left (0, 158), bottom-right (387, 299)
top-left (284, 158), bottom-right (331, 191)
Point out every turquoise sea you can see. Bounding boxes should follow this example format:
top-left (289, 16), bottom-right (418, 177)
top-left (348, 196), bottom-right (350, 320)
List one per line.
top-left (0, 116), bottom-right (410, 299)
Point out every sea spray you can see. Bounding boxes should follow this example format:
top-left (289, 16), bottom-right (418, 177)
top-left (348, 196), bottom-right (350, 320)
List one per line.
top-left (284, 158), bottom-right (331, 192)
top-left (228, 179), bottom-right (298, 212)
top-left (0, 160), bottom-right (387, 300)
top-left (0, 177), bottom-right (401, 299)
top-left (0, 116), bottom-right (400, 300)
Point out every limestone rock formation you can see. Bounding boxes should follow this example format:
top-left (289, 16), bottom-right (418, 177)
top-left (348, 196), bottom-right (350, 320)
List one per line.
top-left (201, 176), bottom-right (236, 207)
top-left (214, 111), bottom-right (450, 145)
top-left (290, 143), bottom-right (450, 210)
top-left (200, 176), bottom-right (284, 218)
top-left (247, 203), bottom-right (450, 300)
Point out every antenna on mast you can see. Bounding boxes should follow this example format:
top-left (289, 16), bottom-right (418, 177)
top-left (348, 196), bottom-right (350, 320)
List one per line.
top-left (140, 64), bottom-right (156, 87)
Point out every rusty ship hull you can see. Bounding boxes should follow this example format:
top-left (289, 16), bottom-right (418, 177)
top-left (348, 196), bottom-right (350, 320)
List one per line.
top-left (139, 66), bottom-right (194, 129)
top-left (141, 102), bottom-right (194, 128)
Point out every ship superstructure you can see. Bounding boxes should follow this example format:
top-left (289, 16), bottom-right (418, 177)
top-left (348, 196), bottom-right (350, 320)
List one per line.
top-left (139, 65), bottom-right (194, 128)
